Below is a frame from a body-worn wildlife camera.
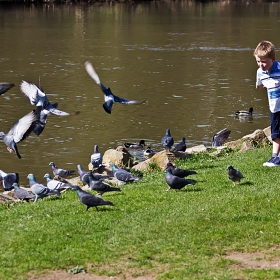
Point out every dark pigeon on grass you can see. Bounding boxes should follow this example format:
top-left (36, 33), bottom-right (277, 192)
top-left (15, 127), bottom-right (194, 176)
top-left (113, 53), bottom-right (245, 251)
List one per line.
top-left (227, 165), bottom-right (244, 185)
top-left (110, 163), bottom-right (142, 185)
top-left (77, 164), bottom-right (103, 186)
top-left (49, 162), bottom-right (75, 178)
top-left (165, 170), bottom-right (196, 192)
top-left (71, 185), bottom-right (114, 211)
top-left (0, 82), bottom-right (15, 95)
top-left (13, 183), bottom-right (35, 202)
top-left (84, 61), bottom-right (145, 114)
top-left (19, 80), bottom-right (70, 116)
top-left (0, 109), bottom-right (40, 159)
top-left (87, 172), bottom-right (121, 196)
top-left (165, 162), bottom-right (197, 178)
top-left (172, 137), bottom-right (186, 152)
top-left (211, 128), bottom-right (231, 148)
top-left (27, 173), bottom-right (61, 202)
top-left (0, 170), bottom-right (19, 191)
top-left (161, 128), bottom-right (174, 152)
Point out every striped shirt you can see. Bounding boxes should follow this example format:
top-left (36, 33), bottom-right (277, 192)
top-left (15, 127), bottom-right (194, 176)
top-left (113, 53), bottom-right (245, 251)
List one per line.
top-left (256, 60), bottom-right (280, 113)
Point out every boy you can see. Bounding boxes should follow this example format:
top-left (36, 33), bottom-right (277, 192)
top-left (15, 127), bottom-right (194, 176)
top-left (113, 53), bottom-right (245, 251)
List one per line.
top-left (254, 40), bottom-right (280, 166)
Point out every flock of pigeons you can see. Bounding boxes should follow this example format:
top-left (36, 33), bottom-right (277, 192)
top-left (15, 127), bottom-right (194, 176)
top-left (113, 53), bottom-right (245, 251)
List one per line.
top-left (0, 63), bottom-right (249, 210)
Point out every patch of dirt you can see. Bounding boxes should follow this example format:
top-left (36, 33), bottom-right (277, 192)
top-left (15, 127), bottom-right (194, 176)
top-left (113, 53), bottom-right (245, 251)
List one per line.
top-left (28, 271), bottom-right (156, 280)
top-left (224, 245), bottom-right (280, 269)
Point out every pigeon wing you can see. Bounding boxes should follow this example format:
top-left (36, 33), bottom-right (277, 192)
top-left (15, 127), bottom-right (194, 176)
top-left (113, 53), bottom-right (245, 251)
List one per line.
top-left (20, 81), bottom-right (46, 106)
top-left (0, 83), bottom-right (15, 95)
top-left (113, 94), bottom-right (145, 105)
top-left (9, 110), bottom-right (38, 143)
top-left (84, 61), bottom-right (101, 84)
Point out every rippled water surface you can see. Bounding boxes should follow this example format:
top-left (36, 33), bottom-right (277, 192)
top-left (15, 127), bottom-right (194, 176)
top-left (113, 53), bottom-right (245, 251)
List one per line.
top-left (0, 1), bottom-right (280, 184)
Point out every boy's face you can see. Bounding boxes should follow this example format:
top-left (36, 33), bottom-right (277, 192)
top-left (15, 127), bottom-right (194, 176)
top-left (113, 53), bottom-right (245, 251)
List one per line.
top-left (255, 55), bottom-right (275, 72)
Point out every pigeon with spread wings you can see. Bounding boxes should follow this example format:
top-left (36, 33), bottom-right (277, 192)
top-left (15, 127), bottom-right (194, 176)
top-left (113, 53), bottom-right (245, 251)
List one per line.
top-left (84, 61), bottom-right (145, 114)
top-left (0, 109), bottom-right (39, 159)
top-left (19, 80), bottom-right (69, 116)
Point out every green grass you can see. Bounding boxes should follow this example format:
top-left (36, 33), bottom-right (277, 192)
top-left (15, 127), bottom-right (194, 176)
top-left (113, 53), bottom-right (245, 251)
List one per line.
top-left (2, 146), bottom-right (280, 279)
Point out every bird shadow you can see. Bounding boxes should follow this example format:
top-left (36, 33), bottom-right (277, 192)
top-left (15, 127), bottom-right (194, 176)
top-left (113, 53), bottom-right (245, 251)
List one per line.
top-left (179, 187), bottom-right (204, 192)
top-left (233, 181), bottom-right (253, 187)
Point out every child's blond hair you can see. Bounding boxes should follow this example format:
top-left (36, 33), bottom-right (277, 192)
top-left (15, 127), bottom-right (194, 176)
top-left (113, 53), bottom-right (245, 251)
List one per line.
top-left (254, 41), bottom-right (275, 59)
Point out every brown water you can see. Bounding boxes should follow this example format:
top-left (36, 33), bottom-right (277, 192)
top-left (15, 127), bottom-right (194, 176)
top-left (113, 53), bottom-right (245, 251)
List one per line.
top-left (0, 1), bottom-right (279, 184)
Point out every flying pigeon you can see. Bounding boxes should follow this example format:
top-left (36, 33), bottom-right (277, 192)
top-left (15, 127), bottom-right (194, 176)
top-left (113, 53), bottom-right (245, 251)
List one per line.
top-left (0, 109), bottom-right (40, 159)
top-left (71, 185), bottom-right (114, 211)
top-left (19, 80), bottom-right (69, 116)
top-left (165, 170), bottom-right (196, 192)
top-left (90, 145), bottom-right (103, 169)
top-left (0, 82), bottom-right (15, 95)
top-left (49, 162), bottom-right (75, 178)
top-left (13, 183), bottom-right (35, 202)
top-left (172, 137), bottom-right (186, 152)
top-left (161, 128), bottom-right (174, 152)
top-left (227, 165), bottom-right (244, 185)
top-left (87, 172), bottom-right (121, 196)
top-left (84, 61), bottom-right (145, 114)
top-left (27, 173), bottom-right (61, 202)
top-left (32, 108), bottom-right (51, 136)
top-left (77, 164), bottom-right (103, 186)
top-left (43, 173), bottom-right (72, 191)
top-left (124, 139), bottom-right (146, 149)
top-left (211, 128), bottom-right (231, 148)
top-left (110, 163), bottom-right (142, 185)
top-left (165, 162), bottom-right (197, 178)
top-left (0, 170), bottom-right (19, 191)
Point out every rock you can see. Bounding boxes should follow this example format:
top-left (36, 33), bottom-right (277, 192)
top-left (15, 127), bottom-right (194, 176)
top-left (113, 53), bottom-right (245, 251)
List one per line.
top-left (102, 146), bottom-right (133, 168)
top-left (185, 145), bottom-right (207, 154)
top-left (242, 129), bottom-right (269, 146)
top-left (263, 126), bottom-right (272, 143)
top-left (132, 159), bottom-right (152, 172)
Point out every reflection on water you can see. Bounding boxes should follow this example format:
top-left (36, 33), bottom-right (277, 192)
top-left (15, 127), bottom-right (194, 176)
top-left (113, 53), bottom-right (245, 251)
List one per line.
top-left (0, 1), bottom-right (277, 184)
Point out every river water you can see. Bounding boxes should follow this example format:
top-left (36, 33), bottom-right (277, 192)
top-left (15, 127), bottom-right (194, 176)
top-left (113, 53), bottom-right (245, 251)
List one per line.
top-left (0, 1), bottom-right (279, 184)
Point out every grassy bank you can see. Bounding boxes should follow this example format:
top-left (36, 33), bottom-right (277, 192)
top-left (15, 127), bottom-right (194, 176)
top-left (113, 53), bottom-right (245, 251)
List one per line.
top-left (1, 145), bottom-right (280, 280)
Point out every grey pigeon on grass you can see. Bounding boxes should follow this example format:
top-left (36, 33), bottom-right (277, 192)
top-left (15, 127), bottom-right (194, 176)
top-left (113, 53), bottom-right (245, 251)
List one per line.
top-left (165, 162), bottom-right (197, 178)
top-left (161, 128), bottom-right (174, 152)
top-left (49, 162), bottom-right (75, 178)
top-left (0, 170), bottom-right (19, 191)
top-left (0, 82), bottom-right (15, 95)
top-left (211, 128), bottom-right (231, 148)
top-left (90, 145), bottom-right (103, 169)
top-left (19, 80), bottom-right (69, 116)
top-left (84, 61), bottom-right (145, 114)
top-left (13, 183), bottom-right (35, 201)
top-left (87, 172), bottom-right (121, 196)
top-left (71, 185), bottom-right (114, 211)
top-left (0, 109), bottom-right (40, 159)
top-left (172, 137), bottom-right (186, 152)
top-left (165, 170), bottom-right (196, 192)
top-left (43, 173), bottom-right (72, 191)
top-left (27, 173), bottom-right (61, 202)
top-left (110, 163), bottom-right (142, 185)
top-left (227, 165), bottom-right (244, 185)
